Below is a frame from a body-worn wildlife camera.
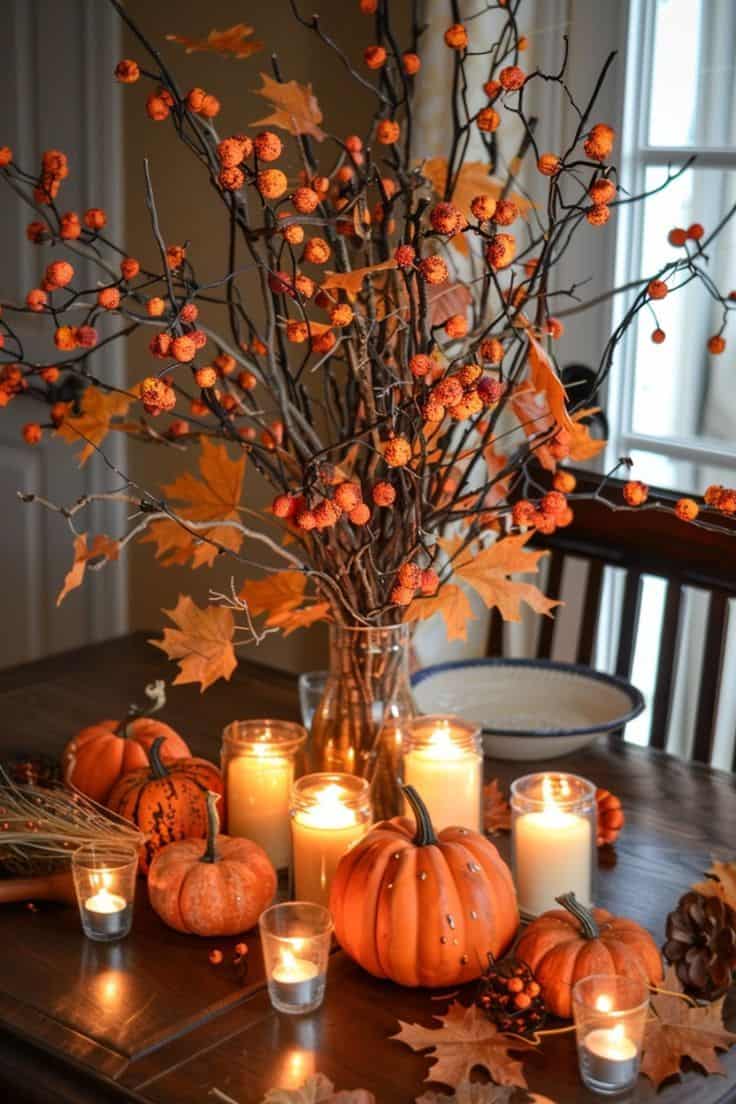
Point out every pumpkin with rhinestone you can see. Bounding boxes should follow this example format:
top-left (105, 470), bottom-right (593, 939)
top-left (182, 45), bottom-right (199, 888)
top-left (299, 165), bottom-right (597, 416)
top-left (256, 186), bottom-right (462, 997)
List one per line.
top-left (329, 785), bottom-right (519, 987)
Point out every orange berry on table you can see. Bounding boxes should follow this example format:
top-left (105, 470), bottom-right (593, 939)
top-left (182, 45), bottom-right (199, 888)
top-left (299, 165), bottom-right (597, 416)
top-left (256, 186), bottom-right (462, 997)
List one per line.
top-left (146, 93), bottom-right (170, 121)
top-left (45, 260), bottom-right (74, 289)
top-left (254, 131), bottom-right (282, 162)
top-left (707, 335), bottom-right (726, 355)
top-left (589, 178), bottom-right (616, 204)
top-left (499, 65), bottom-right (525, 90)
top-left (586, 203), bottom-right (611, 226)
top-left (623, 480), bottom-right (648, 506)
top-left (59, 211), bottom-right (81, 240)
top-left (537, 152), bottom-right (560, 176)
top-left (383, 436), bottom-right (412, 468)
top-left (444, 23), bottom-right (468, 49)
top-left (390, 584), bottom-right (414, 607)
top-left (668, 227), bottom-right (687, 247)
top-left (349, 502), bottom-right (371, 526)
top-left (647, 279), bottom-right (668, 300)
top-left (303, 237), bottom-right (331, 265)
top-left (22, 423), bottom-right (42, 446)
top-left (477, 107), bottom-right (500, 133)
top-left (395, 243), bottom-right (416, 268)
top-left (120, 257), bottom-right (140, 280)
top-left (115, 59), bottom-right (140, 83)
top-left (97, 286), bottom-right (120, 310)
top-left (547, 317), bottom-right (564, 339)
top-left (420, 568), bottom-right (440, 596)
top-left (26, 288), bottom-right (47, 312)
top-left (675, 497), bottom-right (699, 522)
top-left (0, 146), bottom-right (12, 167)
top-left (147, 297), bottom-right (166, 318)
top-left (195, 365), bottom-right (217, 389)
top-left (480, 337), bottom-right (504, 364)
top-left (334, 481), bottom-right (362, 511)
top-left (419, 255), bottom-right (448, 285)
top-left (553, 470), bottom-right (576, 494)
top-left (485, 232), bottom-right (516, 270)
top-left (651, 328), bottom-right (666, 344)
top-left (256, 169), bottom-right (287, 200)
top-left (430, 202), bottom-right (463, 235)
top-left (292, 186), bottom-right (320, 214)
top-left (409, 353), bottom-right (432, 378)
top-left (376, 119), bottom-right (400, 145)
top-left (372, 481), bottom-right (396, 507)
top-left (687, 222), bottom-right (704, 241)
top-left (494, 199), bottom-right (519, 227)
top-left (363, 45), bottom-right (387, 69)
top-left (514, 993), bottom-right (532, 1011)
top-left (470, 194), bottom-right (496, 221)
top-left (209, 950), bottom-right (223, 966)
top-left (172, 335), bottom-right (196, 362)
top-left (214, 353), bottom-right (236, 376)
top-left (402, 52), bottom-right (421, 75)
top-left (219, 166), bottom-right (244, 191)
top-left (584, 123), bottom-right (615, 161)
top-left (512, 499), bottom-right (536, 527)
top-left (330, 304), bottom-right (354, 328)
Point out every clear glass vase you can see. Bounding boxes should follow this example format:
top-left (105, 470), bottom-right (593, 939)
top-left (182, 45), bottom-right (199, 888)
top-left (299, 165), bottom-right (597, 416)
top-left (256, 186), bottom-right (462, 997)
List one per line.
top-left (308, 623), bottom-right (414, 819)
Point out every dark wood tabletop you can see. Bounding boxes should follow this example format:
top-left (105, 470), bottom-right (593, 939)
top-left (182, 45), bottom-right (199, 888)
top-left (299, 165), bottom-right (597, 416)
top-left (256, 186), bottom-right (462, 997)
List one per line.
top-left (0, 632), bottom-right (734, 1104)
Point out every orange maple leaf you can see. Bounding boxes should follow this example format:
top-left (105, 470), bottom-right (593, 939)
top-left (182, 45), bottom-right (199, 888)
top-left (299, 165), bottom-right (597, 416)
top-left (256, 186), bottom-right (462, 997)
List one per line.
top-left (423, 158), bottom-right (533, 255)
top-left (251, 73), bottom-right (326, 141)
top-left (527, 333), bottom-right (575, 434)
top-left (322, 259), bottom-right (398, 298)
top-left (239, 570), bottom-right (330, 635)
top-left (56, 533), bottom-right (119, 606)
top-left (141, 436), bottom-right (246, 568)
top-left (455, 532), bottom-right (560, 622)
top-left (510, 381), bottom-right (557, 471)
top-left (404, 583), bottom-right (476, 642)
top-left (150, 595), bottom-right (236, 692)
top-left (426, 281), bottom-right (473, 329)
top-left (55, 386), bottom-right (135, 465)
top-left (569, 407), bottom-right (607, 462)
top-left (268, 601), bottom-right (332, 636)
top-left (166, 24), bottom-right (263, 59)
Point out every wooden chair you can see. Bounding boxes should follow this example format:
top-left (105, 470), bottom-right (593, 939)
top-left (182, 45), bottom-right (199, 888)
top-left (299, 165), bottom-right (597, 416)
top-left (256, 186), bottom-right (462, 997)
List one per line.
top-left (486, 470), bottom-right (736, 767)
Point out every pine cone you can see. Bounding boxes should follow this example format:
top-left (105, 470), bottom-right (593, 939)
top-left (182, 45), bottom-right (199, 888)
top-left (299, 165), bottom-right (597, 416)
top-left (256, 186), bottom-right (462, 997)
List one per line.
top-left (663, 890), bottom-right (736, 999)
top-left (477, 953), bottom-right (547, 1037)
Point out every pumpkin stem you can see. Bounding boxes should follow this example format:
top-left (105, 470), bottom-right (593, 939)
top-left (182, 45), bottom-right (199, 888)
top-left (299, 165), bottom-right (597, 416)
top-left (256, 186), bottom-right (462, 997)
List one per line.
top-left (116, 681), bottom-right (167, 738)
top-left (201, 790), bottom-right (220, 864)
top-left (400, 784), bottom-right (438, 846)
top-left (147, 736), bottom-right (170, 780)
top-left (555, 892), bottom-right (600, 939)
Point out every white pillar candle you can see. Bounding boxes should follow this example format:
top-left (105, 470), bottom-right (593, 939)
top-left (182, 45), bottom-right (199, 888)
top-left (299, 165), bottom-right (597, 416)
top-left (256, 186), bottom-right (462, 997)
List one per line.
top-left (291, 775), bottom-right (370, 906)
top-left (402, 716), bottom-right (482, 832)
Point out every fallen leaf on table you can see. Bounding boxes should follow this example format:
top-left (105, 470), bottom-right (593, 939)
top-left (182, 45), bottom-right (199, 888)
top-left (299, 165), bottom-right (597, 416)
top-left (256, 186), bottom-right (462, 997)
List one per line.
top-left (640, 965), bottom-right (736, 1089)
top-left (484, 780), bottom-right (511, 835)
top-left (416, 1083), bottom-right (537, 1103)
top-left (166, 23), bottom-right (263, 59)
top-left (251, 73), bottom-right (326, 140)
top-left (56, 533), bottom-right (119, 606)
top-left (260, 1073), bottom-right (376, 1103)
top-left (150, 595), bottom-right (236, 692)
top-left (455, 532), bottom-right (560, 623)
top-left (692, 860), bottom-right (736, 912)
top-left (392, 1002), bottom-right (532, 1090)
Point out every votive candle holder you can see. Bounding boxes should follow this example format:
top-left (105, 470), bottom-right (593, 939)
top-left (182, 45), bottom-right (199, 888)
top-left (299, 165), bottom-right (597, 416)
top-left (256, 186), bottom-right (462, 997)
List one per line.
top-left (572, 974), bottom-right (650, 1095)
top-left (72, 842), bottom-right (138, 942)
top-left (259, 901), bottom-right (333, 1015)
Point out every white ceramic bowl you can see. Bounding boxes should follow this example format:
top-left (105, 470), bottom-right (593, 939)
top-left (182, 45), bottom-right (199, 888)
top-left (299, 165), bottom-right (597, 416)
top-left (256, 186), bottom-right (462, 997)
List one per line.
top-left (411, 658), bottom-right (644, 761)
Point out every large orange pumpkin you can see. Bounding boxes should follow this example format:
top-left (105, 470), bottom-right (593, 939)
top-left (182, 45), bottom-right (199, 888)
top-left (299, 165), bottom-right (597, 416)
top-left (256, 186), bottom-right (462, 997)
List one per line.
top-left (148, 791), bottom-right (276, 936)
top-left (62, 687), bottom-right (191, 805)
top-left (516, 892), bottom-right (663, 1019)
top-left (330, 785), bottom-right (519, 988)
top-left (106, 737), bottom-right (223, 873)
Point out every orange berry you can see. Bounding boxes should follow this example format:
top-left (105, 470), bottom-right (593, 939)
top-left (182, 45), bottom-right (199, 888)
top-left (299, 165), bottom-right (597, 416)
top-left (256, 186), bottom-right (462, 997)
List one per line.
top-left (432, 377), bottom-right (463, 407)
top-left (199, 93), bottom-right (220, 119)
top-left (717, 490), bottom-right (736, 515)
top-left (115, 59), bottom-right (140, 83)
top-left (372, 481), bottom-right (396, 507)
top-left (444, 314), bottom-right (468, 339)
top-left (149, 332), bottom-right (171, 359)
top-left (478, 376), bottom-right (503, 405)
top-left (485, 232), bottom-right (516, 269)
top-left (195, 365), bottom-right (217, 388)
top-left (668, 227), bottom-right (687, 247)
top-left (402, 52), bottom-right (421, 75)
top-left (477, 107), bottom-right (500, 133)
top-left (349, 502), bottom-right (371, 526)
top-left (651, 328), bottom-right (666, 344)
top-left (420, 568), bottom-right (440, 596)
top-left (141, 376), bottom-right (176, 415)
top-left (444, 23), bottom-right (468, 49)
top-left (76, 325), bottom-right (97, 348)
top-left (537, 152), bottom-right (560, 176)
top-left (238, 370), bottom-right (257, 391)
top-left (707, 335), bottom-right (726, 355)
top-left (166, 244), bottom-right (186, 270)
top-left (494, 199), bottom-right (519, 227)
top-left (97, 286), bottom-right (120, 310)
top-left (84, 207), bottom-right (106, 231)
top-left (430, 202), bottom-right (463, 235)
top-left (330, 304), bottom-right (354, 328)
top-left (217, 137), bottom-right (246, 167)
top-left (376, 119), bottom-right (400, 145)
top-left (675, 497), bottom-right (699, 522)
top-left (360, 0), bottom-right (378, 11)
top-left (219, 166), bottom-right (244, 191)
top-left (546, 317), bottom-right (564, 339)
top-left (147, 297), bottom-right (166, 318)
top-left (542, 490), bottom-right (567, 516)
top-left (589, 178), bottom-right (616, 204)
top-left (22, 423), bottom-right (42, 445)
top-left (383, 436), bottom-right (412, 467)
top-left (334, 481), bottom-right (362, 511)
top-left (586, 203), bottom-right (611, 226)
top-left (480, 338), bottom-right (504, 364)
top-left (59, 211), bottom-right (81, 240)
top-left (0, 146), bottom-right (12, 167)
top-left (295, 274), bottom-right (316, 299)
top-left (704, 484), bottom-right (723, 507)
top-left (623, 480), bottom-right (648, 507)
top-left (279, 217), bottom-right (305, 246)
top-left (470, 194), bottom-right (497, 221)
top-left (483, 79), bottom-right (501, 98)
top-left (457, 363), bottom-right (482, 387)
top-left (584, 123), bottom-right (615, 161)
top-left (180, 303), bottom-right (198, 324)
top-left (257, 169), bottom-right (287, 200)
top-left (398, 562), bottom-right (421, 589)
top-left (419, 255), bottom-right (448, 285)
top-left (26, 221), bottom-right (47, 243)
top-left (120, 257), bottom-right (140, 280)
top-left (311, 330), bottom-right (336, 355)
top-left (303, 237), bottom-right (331, 265)
top-left (553, 470), bottom-right (576, 494)
top-left (167, 419), bottom-right (189, 438)
top-left (409, 353), bottom-right (432, 378)
top-left (395, 243), bottom-right (416, 268)
top-left (314, 499), bottom-right (341, 528)
top-left (422, 397), bottom-right (445, 423)
top-left (50, 401), bottom-right (67, 426)
top-left (292, 186), bottom-right (320, 214)
top-left (214, 353), bottom-right (236, 376)
top-left (286, 321), bottom-right (309, 344)
top-left (687, 222), bottom-right (704, 241)
top-left (209, 949), bottom-right (223, 965)
top-left (26, 288), bottom-right (47, 312)
top-left (272, 494), bottom-right (295, 519)
top-left (512, 500), bottom-right (536, 527)
top-left (647, 279), bottom-right (668, 300)
top-left (172, 335), bottom-right (196, 362)
top-left (364, 45), bottom-right (387, 69)
top-left (45, 260), bottom-right (74, 289)
top-left (499, 65), bottom-right (525, 90)
top-left (146, 94), bottom-right (170, 121)
top-left (254, 131), bottom-right (282, 162)
top-left (390, 584), bottom-right (414, 607)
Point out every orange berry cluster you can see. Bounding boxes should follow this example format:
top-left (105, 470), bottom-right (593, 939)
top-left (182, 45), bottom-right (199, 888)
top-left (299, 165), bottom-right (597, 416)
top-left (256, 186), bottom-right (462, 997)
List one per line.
top-left (477, 956), bottom-right (546, 1038)
top-left (511, 491), bottom-right (573, 535)
top-left (390, 562), bottom-right (439, 607)
top-left (704, 485), bottom-right (736, 516)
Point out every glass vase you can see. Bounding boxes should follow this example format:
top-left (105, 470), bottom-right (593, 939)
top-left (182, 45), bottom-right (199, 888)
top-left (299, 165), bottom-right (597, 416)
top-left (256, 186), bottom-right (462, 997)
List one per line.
top-left (308, 622), bottom-right (414, 818)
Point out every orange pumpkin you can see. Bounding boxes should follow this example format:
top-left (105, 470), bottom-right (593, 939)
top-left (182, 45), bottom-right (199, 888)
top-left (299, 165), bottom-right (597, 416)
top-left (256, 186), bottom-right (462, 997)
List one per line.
top-left (330, 785), bottom-right (519, 988)
top-left (62, 686), bottom-right (190, 804)
top-left (148, 791), bottom-right (276, 936)
top-left (516, 892), bottom-right (663, 1019)
top-left (596, 788), bottom-right (624, 846)
top-left (106, 737), bottom-right (223, 873)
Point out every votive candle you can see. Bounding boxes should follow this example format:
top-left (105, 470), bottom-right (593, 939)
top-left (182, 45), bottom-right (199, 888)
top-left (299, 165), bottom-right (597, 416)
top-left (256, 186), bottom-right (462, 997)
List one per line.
top-left (573, 974), bottom-right (649, 1095)
top-left (259, 901), bottom-right (333, 1015)
top-left (72, 843), bottom-right (138, 942)
top-left (290, 773), bottom-right (371, 906)
top-left (402, 715), bottom-right (482, 832)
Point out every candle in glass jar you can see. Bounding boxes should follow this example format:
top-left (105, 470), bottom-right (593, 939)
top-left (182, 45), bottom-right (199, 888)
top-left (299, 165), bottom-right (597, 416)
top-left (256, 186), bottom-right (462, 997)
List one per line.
top-left (291, 774), bottom-right (371, 906)
top-left (511, 773), bottom-right (595, 918)
top-left (572, 976), bottom-right (649, 1095)
top-left (402, 716), bottom-right (482, 832)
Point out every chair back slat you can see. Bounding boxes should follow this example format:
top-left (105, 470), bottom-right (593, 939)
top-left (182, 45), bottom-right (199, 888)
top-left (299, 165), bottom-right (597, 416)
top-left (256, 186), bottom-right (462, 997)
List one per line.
top-left (649, 581), bottom-right (683, 750)
top-left (692, 590), bottom-right (728, 763)
top-left (486, 608), bottom-right (504, 658)
top-left (615, 570), bottom-right (642, 679)
top-left (576, 560), bottom-right (604, 666)
top-left (537, 549), bottom-right (563, 659)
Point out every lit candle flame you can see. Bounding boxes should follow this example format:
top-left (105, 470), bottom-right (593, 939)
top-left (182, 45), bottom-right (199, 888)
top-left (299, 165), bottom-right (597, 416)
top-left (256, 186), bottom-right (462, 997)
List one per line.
top-left (428, 720), bottom-right (463, 759)
top-left (300, 783), bottom-right (356, 828)
top-left (595, 994), bottom-right (614, 1013)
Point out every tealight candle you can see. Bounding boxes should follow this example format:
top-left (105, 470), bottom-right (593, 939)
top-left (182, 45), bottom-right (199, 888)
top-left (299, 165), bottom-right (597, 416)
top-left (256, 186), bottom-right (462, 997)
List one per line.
top-left (72, 843), bottom-right (138, 942)
top-left (572, 975), bottom-right (649, 1095)
top-left (290, 773), bottom-right (371, 906)
top-left (222, 720), bottom-right (307, 871)
top-left (402, 715), bottom-right (482, 832)
top-left (259, 901), bottom-right (333, 1015)
top-left (511, 772), bottom-right (596, 917)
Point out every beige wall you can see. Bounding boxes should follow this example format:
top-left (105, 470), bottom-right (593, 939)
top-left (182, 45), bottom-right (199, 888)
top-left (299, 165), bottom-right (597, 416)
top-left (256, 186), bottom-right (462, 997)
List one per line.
top-left (121, 0), bottom-right (383, 672)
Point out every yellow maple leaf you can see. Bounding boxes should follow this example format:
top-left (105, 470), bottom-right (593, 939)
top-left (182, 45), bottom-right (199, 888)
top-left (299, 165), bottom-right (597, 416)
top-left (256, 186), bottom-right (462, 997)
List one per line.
top-left (322, 259), bottom-right (398, 298)
top-left (56, 533), bottom-right (119, 606)
top-left (55, 386), bottom-right (135, 465)
top-left (404, 583), bottom-right (477, 642)
top-left (150, 595), bottom-right (236, 692)
top-left (251, 73), bottom-right (326, 141)
top-left (455, 531), bottom-right (560, 622)
top-left (166, 24), bottom-right (263, 60)
top-left (423, 158), bottom-right (533, 255)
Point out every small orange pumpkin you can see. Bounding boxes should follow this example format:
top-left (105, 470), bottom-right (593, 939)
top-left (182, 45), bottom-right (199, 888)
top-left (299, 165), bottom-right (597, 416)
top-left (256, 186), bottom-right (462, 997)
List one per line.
top-left (515, 892), bottom-right (662, 1019)
top-left (62, 682), bottom-right (190, 804)
top-left (148, 791), bottom-right (276, 936)
top-left (596, 788), bottom-right (624, 846)
top-left (106, 737), bottom-right (223, 873)
top-left (330, 785), bottom-right (519, 988)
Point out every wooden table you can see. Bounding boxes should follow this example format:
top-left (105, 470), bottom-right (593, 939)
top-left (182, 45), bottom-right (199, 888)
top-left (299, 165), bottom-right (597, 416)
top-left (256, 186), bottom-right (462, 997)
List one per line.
top-left (0, 632), bottom-right (734, 1103)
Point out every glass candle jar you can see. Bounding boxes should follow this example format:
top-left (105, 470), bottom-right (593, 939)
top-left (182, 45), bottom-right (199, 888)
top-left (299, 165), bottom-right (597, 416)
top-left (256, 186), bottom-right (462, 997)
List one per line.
top-left (259, 901), bottom-right (333, 1015)
top-left (222, 719), bottom-right (307, 872)
top-left (572, 974), bottom-right (649, 1095)
top-left (290, 773), bottom-right (371, 906)
top-left (511, 772), bottom-right (596, 918)
top-left (402, 715), bottom-right (482, 832)
top-left (72, 843), bottom-right (138, 942)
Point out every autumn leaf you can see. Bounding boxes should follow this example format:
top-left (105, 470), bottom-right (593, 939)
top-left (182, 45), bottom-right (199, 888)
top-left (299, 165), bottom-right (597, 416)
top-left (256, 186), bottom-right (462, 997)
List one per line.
top-left (427, 282), bottom-right (473, 329)
top-left (509, 383), bottom-right (556, 472)
top-left (640, 965), bottom-right (736, 1089)
top-left (240, 570), bottom-right (330, 636)
top-left (568, 408), bottom-right (607, 462)
top-left (261, 1073), bottom-right (375, 1103)
top-left (55, 385), bottom-right (135, 465)
top-left (692, 860), bottom-right (736, 912)
top-left (251, 73), bottom-right (326, 141)
top-left (526, 335), bottom-right (575, 434)
top-left (404, 583), bottom-right (476, 642)
top-left (141, 436), bottom-right (246, 569)
top-left (417, 1085), bottom-right (546, 1104)
top-left (455, 532), bottom-right (560, 622)
top-left (56, 533), bottom-right (119, 606)
top-left (392, 1002), bottom-right (531, 1090)
top-left (322, 259), bottom-right (398, 298)
top-left (423, 159), bottom-right (533, 255)
top-left (150, 595), bottom-right (236, 692)
top-left (484, 779), bottom-right (511, 835)
top-left (166, 23), bottom-right (263, 59)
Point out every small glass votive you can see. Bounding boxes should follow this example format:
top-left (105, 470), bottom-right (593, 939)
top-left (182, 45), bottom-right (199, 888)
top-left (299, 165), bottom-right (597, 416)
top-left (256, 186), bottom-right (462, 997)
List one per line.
top-left (298, 671), bottom-right (327, 731)
top-left (222, 719), bottom-right (307, 871)
top-left (511, 772), bottom-right (596, 918)
top-left (401, 715), bottom-right (482, 832)
top-left (72, 843), bottom-right (138, 942)
top-left (290, 773), bottom-right (371, 907)
top-left (573, 974), bottom-right (649, 1095)
top-left (259, 901), bottom-right (333, 1015)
